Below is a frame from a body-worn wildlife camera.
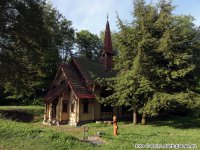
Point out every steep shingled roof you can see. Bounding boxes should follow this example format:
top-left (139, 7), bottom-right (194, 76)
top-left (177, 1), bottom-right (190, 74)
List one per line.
top-left (44, 84), bottom-right (69, 102)
top-left (72, 57), bottom-right (114, 83)
top-left (103, 20), bottom-right (114, 54)
top-left (61, 63), bottom-right (96, 99)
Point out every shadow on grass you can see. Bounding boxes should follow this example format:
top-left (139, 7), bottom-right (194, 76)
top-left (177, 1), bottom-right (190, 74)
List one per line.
top-left (0, 110), bottom-right (34, 122)
top-left (148, 115), bottom-right (200, 129)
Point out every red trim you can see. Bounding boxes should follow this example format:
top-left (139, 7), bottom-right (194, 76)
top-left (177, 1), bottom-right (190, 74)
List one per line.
top-left (61, 65), bottom-right (96, 99)
top-left (77, 94), bottom-right (96, 99)
top-left (61, 67), bottom-right (79, 98)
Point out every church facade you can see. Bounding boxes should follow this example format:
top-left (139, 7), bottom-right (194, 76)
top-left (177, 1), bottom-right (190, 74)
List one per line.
top-left (43, 19), bottom-right (131, 126)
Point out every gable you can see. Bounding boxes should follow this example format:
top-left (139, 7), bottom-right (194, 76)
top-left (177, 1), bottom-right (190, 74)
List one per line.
top-left (51, 65), bottom-right (66, 88)
top-left (60, 63), bottom-right (96, 99)
top-left (45, 62), bottom-right (96, 102)
top-left (44, 84), bottom-right (69, 102)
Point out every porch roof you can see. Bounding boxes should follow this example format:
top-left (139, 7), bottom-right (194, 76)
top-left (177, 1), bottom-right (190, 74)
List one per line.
top-left (44, 84), bottom-right (69, 102)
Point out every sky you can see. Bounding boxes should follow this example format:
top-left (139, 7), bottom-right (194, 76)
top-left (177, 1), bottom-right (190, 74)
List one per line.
top-left (50, 0), bottom-right (200, 35)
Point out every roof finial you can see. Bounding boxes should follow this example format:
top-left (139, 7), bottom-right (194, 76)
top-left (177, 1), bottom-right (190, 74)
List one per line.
top-left (107, 13), bottom-right (109, 20)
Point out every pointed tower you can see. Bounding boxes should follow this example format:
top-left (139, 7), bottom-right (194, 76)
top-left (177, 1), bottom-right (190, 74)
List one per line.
top-left (101, 16), bottom-right (114, 70)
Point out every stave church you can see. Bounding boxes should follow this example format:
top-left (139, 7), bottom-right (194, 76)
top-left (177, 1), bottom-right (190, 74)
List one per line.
top-left (43, 18), bottom-right (131, 126)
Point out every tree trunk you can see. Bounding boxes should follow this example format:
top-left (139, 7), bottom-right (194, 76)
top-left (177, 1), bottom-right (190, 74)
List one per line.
top-left (141, 112), bottom-right (146, 125)
top-left (133, 110), bottom-right (137, 125)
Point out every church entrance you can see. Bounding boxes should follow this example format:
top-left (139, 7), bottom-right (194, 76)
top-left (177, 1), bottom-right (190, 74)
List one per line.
top-left (52, 98), bottom-right (58, 119)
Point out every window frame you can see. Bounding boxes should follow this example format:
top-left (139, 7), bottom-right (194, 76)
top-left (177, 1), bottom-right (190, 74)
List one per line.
top-left (82, 99), bottom-right (89, 113)
top-left (62, 101), bottom-right (68, 113)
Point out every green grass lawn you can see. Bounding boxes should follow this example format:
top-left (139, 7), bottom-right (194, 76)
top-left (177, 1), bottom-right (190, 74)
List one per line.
top-left (0, 106), bottom-right (44, 123)
top-left (0, 106), bottom-right (200, 150)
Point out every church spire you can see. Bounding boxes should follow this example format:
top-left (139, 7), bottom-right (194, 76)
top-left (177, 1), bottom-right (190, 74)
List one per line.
top-left (101, 16), bottom-right (114, 71)
top-left (103, 16), bottom-right (114, 55)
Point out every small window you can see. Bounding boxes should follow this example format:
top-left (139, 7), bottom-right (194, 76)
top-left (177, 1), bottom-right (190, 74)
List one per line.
top-left (62, 101), bottom-right (68, 112)
top-left (71, 102), bottom-right (75, 113)
top-left (82, 100), bottom-right (89, 113)
top-left (60, 80), bottom-right (66, 85)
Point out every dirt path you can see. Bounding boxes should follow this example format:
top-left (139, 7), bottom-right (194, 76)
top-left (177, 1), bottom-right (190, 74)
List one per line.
top-left (0, 146), bottom-right (12, 150)
top-left (86, 135), bottom-right (106, 145)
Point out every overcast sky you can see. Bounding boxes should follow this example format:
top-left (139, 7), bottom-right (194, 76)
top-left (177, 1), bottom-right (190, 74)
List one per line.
top-left (50, 0), bottom-right (200, 35)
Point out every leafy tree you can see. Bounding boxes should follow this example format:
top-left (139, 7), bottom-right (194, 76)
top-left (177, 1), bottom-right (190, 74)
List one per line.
top-left (75, 30), bottom-right (102, 60)
top-left (0, 0), bottom-right (75, 104)
top-left (99, 0), bottom-right (200, 124)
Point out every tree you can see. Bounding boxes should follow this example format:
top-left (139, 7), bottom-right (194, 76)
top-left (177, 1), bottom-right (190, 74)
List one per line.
top-left (142, 1), bottom-right (200, 118)
top-left (99, 0), bottom-right (200, 125)
top-left (75, 30), bottom-right (102, 60)
top-left (0, 0), bottom-right (75, 104)
top-left (100, 0), bottom-right (157, 125)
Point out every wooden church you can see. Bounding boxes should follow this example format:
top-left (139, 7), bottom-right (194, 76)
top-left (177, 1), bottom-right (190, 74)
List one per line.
top-left (43, 19), bottom-right (131, 126)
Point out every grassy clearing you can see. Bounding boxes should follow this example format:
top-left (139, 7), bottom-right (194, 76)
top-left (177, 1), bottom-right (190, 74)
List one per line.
top-left (0, 106), bottom-right (44, 123)
top-left (31, 117), bottom-right (200, 150)
top-left (78, 116), bottom-right (200, 150)
top-left (0, 106), bottom-right (44, 110)
top-left (0, 106), bottom-right (200, 150)
top-left (0, 118), bottom-right (94, 150)
top-left (0, 105), bottom-right (44, 116)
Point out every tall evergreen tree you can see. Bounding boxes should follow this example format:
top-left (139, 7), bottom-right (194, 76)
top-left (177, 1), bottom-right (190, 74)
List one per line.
top-left (100, 0), bottom-right (200, 124)
top-left (143, 1), bottom-right (200, 117)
